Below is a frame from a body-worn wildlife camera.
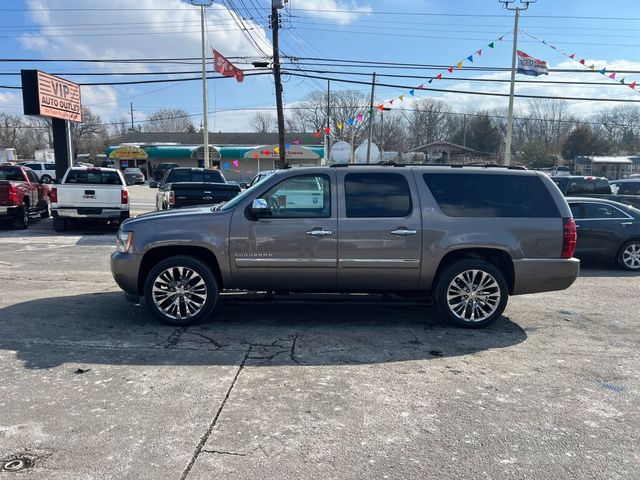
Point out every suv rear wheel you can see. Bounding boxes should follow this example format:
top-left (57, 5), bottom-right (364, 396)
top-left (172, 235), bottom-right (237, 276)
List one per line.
top-left (435, 259), bottom-right (508, 328)
top-left (144, 255), bottom-right (219, 326)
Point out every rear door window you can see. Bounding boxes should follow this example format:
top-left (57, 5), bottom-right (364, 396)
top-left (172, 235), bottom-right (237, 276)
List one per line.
top-left (423, 173), bottom-right (560, 217)
top-left (24, 163), bottom-right (42, 171)
top-left (344, 173), bottom-right (412, 218)
top-left (618, 182), bottom-right (640, 195)
top-left (582, 203), bottom-right (629, 219)
top-left (65, 169), bottom-right (123, 185)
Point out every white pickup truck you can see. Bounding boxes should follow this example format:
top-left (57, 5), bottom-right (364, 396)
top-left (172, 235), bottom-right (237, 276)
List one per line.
top-left (50, 167), bottom-right (130, 231)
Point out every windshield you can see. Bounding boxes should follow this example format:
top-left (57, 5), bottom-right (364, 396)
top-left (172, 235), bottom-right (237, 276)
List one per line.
top-left (219, 174), bottom-right (273, 211)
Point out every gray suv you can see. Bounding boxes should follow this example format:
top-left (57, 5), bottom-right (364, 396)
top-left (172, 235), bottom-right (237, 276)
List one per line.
top-left (111, 165), bottom-right (580, 328)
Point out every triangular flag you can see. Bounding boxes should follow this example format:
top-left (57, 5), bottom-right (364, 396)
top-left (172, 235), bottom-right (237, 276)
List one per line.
top-left (630, 82), bottom-right (637, 89)
top-left (253, 153), bottom-right (259, 159)
top-left (347, 118), bottom-right (354, 125)
top-left (417, 84), bottom-right (424, 89)
top-left (324, 127), bottom-right (331, 134)
top-left (477, 49), bottom-right (482, 56)
top-left (436, 73), bottom-right (442, 80)
top-left (313, 131), bottom-right (321, 138)
top-left (499, 36), bottom-right (504, 41)
top-left (569, 53), bottom-right (575, 59)
top-left (579, 59), bottom-right (585, 64)
top-left (367, 109), bottom-right (373, 115)
top-left (378, 104), bottom-right (384, 111)
top-left (599, 68), bottom-right (607, 75)
top-left (467, 55), bottom-right (474, 63)
top-left (337, 122), bottom-right (343, 130)
top-left (285, 143), bottom-right (291, 149)
top-left (232, 160), bottom-right (239, 168)
top-left (589, 64), bottom-right (595, 70)
top-left (293, 139), bottom-right (300, 145)
top-left (488, 42), bottom-right (494, 48)
top-left (456, 61), bottom-right (463, 68)
top-left (428, 78), bottom-right (433, 83)
top-left (609, 72), bottom-right (616, 79)
top-left (223, 162), bottom-right (229, 170)
top-left (389, 99), bottom-right (394, 105)
top-left (399, 94), bottom-right (405, 101)
top-left (357, 114), bottom-right (363, 121)
top-left (620, 78), bottom-right (626, 85)
top-left (447, 67), bottom-right (453, 73)
top-left (409, 89), bottom-right (415, 96)
top-left (273, 146), bottom-right (279, 154)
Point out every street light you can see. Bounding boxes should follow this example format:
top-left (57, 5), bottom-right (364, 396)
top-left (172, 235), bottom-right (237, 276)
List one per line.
top-left (500, 0), bottom-right (537, 166)
top-left (191, 0), bottom-right (213, 168)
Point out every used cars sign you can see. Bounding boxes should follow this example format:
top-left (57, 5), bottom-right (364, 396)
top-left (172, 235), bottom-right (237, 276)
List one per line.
top-left (21, 70), bottom-right (82, 122)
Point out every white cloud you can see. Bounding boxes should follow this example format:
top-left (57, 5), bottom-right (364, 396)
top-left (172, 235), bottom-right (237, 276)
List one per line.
top-left (288, 0), bottom-right (372, 25)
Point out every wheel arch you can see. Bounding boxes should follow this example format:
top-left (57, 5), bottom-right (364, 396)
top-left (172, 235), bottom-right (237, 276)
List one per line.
top-left (433, 248), bottom-right (515, 294)
top-left (138, 245), bottom-right (223, 295)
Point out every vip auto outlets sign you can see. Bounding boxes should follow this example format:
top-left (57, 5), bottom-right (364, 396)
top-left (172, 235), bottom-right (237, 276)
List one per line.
top-left (21, 70), bottom-right (82, 122)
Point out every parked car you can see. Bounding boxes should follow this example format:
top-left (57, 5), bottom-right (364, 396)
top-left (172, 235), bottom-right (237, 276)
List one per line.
top-left (610, 179), bottom-right (640, 195)
top-left (21, 161), bottom-right (57, 183)
top-left (551, 166), bottom-right (571, 177)
top-left (567, 197), bottom-right (640, 271)
top-left (51, 167), bottom-right (129, 231)
top-left (123, 167), bottom-right (145, 185)
top-left (152, 163), bottom-right (180, 182)
top-left (554, 175), bottom-right (640, 209)
top-left (111, 165), bottom-right (580, 328)
top-left (0, 164), bottom-right (51, 229)
top-left (101, 159), bottom-right (115, 168)
top-left (154, 167), bottom-right (240, 210)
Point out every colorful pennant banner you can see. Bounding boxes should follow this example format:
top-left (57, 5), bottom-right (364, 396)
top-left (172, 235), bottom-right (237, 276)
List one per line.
top-left (521, 29), bottom-right (639, 94)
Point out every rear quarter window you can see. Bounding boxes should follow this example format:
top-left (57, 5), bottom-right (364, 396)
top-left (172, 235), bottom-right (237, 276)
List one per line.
top-left (423, 173), bottom-right (560, 218)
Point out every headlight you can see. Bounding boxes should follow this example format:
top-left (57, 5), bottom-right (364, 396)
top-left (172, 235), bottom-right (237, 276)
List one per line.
top-left (116, 230), bottom-right (134, 253)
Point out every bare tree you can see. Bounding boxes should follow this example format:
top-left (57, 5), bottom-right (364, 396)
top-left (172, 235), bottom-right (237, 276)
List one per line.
top-left (143, 107), bottom-right (194, 132)
top-left (250, 111), bottom-right (276, 133)
top-left (71, 107), bottom-right (108, 157)
top-left (403, 98), bottom-right (452, 149)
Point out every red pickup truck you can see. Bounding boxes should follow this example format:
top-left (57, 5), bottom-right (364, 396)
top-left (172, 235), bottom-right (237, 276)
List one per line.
top-left (0, 164), bottom-right (51, 229)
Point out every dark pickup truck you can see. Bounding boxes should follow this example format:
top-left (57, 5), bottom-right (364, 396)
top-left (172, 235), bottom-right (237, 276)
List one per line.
top-left (153, 167), bottom-right (241, 210)
top-left (552, 175), bottom-right (640, 209)
top-left (0, 164), bottom-right (51, 229)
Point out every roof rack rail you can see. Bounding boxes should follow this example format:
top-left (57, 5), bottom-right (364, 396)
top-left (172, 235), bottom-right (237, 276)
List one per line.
top-left (328, 162), bottom-right (527, 170)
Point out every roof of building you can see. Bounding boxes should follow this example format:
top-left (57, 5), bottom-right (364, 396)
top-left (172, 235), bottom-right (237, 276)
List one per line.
top-left (576, 155), bottom-right (640, 165)
top-left (109, 131), bottom-right (321, 146)
top-left (405, 141), bottom-right (478, 154)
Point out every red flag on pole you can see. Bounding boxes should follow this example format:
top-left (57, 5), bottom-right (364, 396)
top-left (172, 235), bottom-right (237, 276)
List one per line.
top-left (212, 49), bottom-right (244, 82)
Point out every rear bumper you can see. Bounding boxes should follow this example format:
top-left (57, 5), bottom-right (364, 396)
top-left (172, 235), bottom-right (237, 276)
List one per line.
top-left (512, 258), bottom-right (580, 295)
top-left (110, 251), bottom-right (142, 296)
top-left (53, 207), bottom-right (129, 219)
top-left (0, 205), bottom-right (19, 217)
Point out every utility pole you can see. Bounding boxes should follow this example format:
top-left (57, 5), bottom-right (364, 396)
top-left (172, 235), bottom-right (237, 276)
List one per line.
top-left (271, 0), bottom-right (287, 169)
top-left (325, 79), bottom-right (331, 164)
top-left (191, 0), bottom-right (213, 168)
top-left (129, 102), bottom-right (134, 131)
top-left (462, 113), bottom-right (468, 148)
top-left (366, 72), bottom-right (376, 164)
top-left (501, 0), bottom-right (536, 166)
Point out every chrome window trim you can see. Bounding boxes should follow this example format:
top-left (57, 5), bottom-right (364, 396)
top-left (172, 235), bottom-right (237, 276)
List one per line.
top-left (568, 201), bottom-right (633, 220)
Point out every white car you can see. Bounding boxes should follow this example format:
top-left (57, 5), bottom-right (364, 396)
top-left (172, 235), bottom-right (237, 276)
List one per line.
top-left (50, 167), bottom-right (130, 231)
top-left (22, 162), bottom-right (57, 183)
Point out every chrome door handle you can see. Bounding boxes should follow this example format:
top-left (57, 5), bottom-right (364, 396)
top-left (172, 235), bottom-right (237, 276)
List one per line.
top-left (621, 222), bottom-right (633, 226)
top-left (306, 229), bottom-right (333, 236)
top-left (390, 228), bottom-right (417, 236)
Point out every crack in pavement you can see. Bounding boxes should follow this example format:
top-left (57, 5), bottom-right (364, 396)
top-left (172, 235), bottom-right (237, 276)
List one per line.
top-left (201, 449), bottom-right (247, 457)
top-left (153, 326), bottom-right (188, 349)
top-left (179, 345), bottom-right (252, 480)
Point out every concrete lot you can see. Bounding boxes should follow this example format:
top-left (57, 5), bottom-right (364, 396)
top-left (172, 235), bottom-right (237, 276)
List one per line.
top-left (0, 185), bottom-right (638, 479)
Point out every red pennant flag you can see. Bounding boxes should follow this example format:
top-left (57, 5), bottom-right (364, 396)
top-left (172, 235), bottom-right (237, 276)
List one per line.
top-left (324, 128), bottom-right (331, 134)
top-left (609, 72), bottom-right (616, 79)
top-left (630, 82), bottom-right (637, 89)
top-left (477, 49), bottom-right (482, 56)
top-left (579, 59), bottom-right (585, 65)
top-left (313, 132), bottom-right (321, 138)
top-left (378, 104), bottom-right (384, 111)
top-left (447, 67), bottom-right (453, 73)
top-left (436, 73), bottom-right (443, 80)
top-left (253, 153), bottom-right (259, 159)
top-left (212, 48), bottom-right (244, 82)
top-left (569, 53), bottom-right (575, 59)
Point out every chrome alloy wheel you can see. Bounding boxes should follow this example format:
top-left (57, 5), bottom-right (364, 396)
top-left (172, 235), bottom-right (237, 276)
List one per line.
top-left (446, 269), bottom-right (502, 323)
top-left (151, 266), bottom-right (208, 320)
top-left (622, 243), bottom-right (640, 270)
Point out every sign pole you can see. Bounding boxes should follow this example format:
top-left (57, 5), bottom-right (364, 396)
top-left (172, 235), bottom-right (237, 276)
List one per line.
top-left (199, 4), bottom-right (210, 168)
top-left (51, 119), bottom-right (72, 180)
top-left (504, 8), bottom-right (519, 166)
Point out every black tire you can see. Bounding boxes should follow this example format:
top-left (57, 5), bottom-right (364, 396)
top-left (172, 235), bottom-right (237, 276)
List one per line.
top-left (617, 239), bottom-right (640, 271)
top-left (143, 255), bottom-right (219, 326)
top-left (12, 204), bottom-right (29, 229)
top-left (53, 216), bottom-right (67, 232)
top-left (434, 259), bottom-right (509, 328)
top-left (41, 174), bottom-right (52, 183)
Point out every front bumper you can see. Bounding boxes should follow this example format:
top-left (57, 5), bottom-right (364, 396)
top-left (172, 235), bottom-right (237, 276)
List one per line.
top-left (110, 251), bottom-right (142, 296)
top-left (512, 258), bottom-right (580, 295)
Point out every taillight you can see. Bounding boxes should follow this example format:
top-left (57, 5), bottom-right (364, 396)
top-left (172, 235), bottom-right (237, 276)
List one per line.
top-left (50, 187), bottom-right (57, 203)
top-left (8, 184), bottom-right (17, 204)
top-left (169, 191), bottom-right (175, 206)
top-left (562, 217), bottom-right (577, 259)
top-left (121, 189), bottom-right (129, 205)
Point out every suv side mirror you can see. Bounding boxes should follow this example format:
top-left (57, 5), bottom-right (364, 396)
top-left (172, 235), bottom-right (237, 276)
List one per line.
top-left (149, 181), bottom-right (159, 188)
top-left (40, 177), bottom-right (52, 184)
top-left (250, 198), bottom-right (269, 218)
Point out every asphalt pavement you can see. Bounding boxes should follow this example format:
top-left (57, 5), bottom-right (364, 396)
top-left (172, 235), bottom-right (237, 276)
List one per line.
top-left (0, 185), bottom-right (638, 479)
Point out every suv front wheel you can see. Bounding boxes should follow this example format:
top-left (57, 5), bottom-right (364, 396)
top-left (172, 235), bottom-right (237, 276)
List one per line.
top-left (435, 259), bottom-right (508, 328)
top-left (144, 255), bottom-right (219, 326)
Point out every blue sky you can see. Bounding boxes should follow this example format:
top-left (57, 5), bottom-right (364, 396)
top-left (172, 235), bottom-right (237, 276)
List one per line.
top-left (1, 0), bottom-right (640, 131)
